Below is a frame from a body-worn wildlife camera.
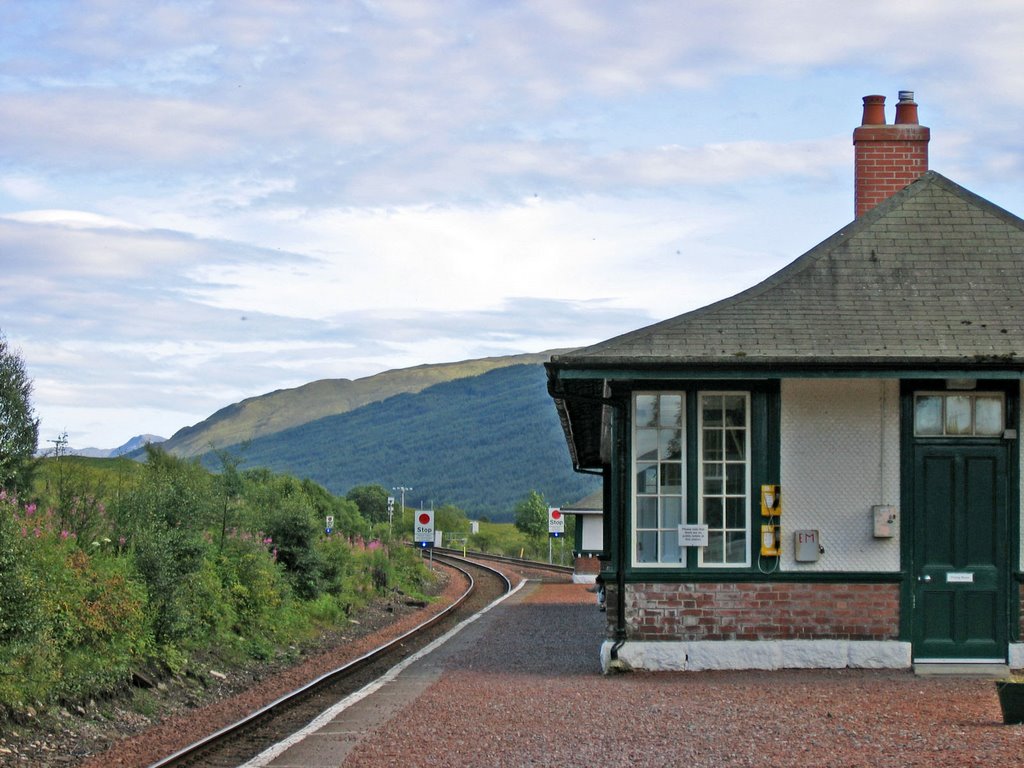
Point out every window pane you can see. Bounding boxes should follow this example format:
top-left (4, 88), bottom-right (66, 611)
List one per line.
top-left (660, 531), bottom-right (683, 563)
top-left (637, 530), bottom-right (658, 563)
top-left (723, 395), bottom-right (745, 427)
top-left (636, 428), bottom-right (658, 461)
top-left (636, 464), bottom-right (658, 494)
top-left (660, 395), bottom-right (683, 427)
top-left (915, 395), bottom-right (943, 435)
top-left (636, 395), bottom-right (657, 428)
top-left (704, 497), bottom-right (723, 528)
top-left (726, 497), bottom-right (745, 528)
top-left (702, 396), bottom-right (723, 427)
top-left (662, 496), bottom-right (683, 527)
top-left (725, 463), bottom-right (746, 495)
top-left (726, 532), bottom-right (747, 564)
top-left (725, 429), bottom-right (745, 460)
top-left (703, 429), bottom-right (723, 460)
top-left (637, 497), bottom-right (658, 528)
top-left (660, 428), bottom-right (682, 460)
top-left (945, 395), bottom-right (972, 435)
top-left (705, 531), bottom-right (723, 563)
top-left (975, 396), bottom-right (1004, 436)
top-left (661, 463), bottom-right (682, 494)
top-left (703, 464), bottom-right (723, 495)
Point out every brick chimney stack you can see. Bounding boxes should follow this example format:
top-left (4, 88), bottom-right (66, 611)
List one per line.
top-left (853, 91), bottom-right (930, 217)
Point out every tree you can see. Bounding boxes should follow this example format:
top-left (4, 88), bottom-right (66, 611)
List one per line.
top-left (345, 484), bottom-right (389, 523)
top-left (0, 332), bottom-right (39, 492)
top-left (513, 490), bottom-right (548, 538)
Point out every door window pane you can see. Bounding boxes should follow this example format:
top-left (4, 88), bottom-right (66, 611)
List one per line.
top-left (945, 395), bottom-right (972, 435)
top-left (914, 396), bottom-right (943, 435)
top-left (975, 396), bottom-right (1004, 436)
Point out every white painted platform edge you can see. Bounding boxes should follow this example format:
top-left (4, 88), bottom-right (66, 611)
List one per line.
top-left (241, 578), bottom-right (529, 768)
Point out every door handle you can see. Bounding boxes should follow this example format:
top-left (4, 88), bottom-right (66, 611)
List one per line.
top-left (918, 575), bottom-right (932, 582)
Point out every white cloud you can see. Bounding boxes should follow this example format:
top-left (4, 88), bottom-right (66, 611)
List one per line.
top-left (4, 0), bottom-right (1024, 449)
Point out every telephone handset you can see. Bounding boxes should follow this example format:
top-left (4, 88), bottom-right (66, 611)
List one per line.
top-left (759, 485), bottom-right (781, 557)
top-left (760, 524), bottom-right (780, 557)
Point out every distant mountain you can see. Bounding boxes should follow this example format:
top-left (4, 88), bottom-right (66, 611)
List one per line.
top-left (201, 363), bottom-right (599, 521)
top-left (74, 434), bottom-right (166, 458)
top-left (163, 351), bottom-right (568, 457)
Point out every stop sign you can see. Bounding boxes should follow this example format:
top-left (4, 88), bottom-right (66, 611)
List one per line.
top-left (414, 509), bottom-right (434, 545)
top-left (548, 507), bottom-right (565, 536)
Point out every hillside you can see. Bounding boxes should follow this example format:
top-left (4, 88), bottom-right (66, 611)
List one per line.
top-left (205, 363), bottom-right (599, 521)
top-left (164, 351), bottom-right (567, 457)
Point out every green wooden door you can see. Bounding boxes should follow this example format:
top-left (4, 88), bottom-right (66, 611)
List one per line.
top-left (912, 444), bottom-right (1008, 661)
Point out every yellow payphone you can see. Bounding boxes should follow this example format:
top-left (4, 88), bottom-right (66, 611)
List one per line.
top-left (759, 484), bottom-right (780, 557)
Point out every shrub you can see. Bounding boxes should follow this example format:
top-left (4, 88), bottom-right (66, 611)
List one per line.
top-left (0, 493), bottom-right (149, 708)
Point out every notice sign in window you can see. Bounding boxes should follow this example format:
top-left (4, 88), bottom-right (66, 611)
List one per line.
top-left (677, 524), bottom-right (709, 548)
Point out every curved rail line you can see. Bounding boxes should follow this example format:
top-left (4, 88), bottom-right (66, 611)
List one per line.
top-left (432, 546), bottom-right (575, 577)
top-left (148, 552), bottom-right (511, 768)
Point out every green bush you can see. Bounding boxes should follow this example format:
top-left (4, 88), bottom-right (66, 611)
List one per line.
top-left (132, 526), bottom-right (209, 649)
top-left (216, 536), bottom-right (289, 640)
top-left (0, 494), bottom-right (149, 708)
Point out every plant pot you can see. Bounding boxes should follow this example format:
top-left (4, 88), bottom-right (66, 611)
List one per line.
top-left (995, 679), bottom-right (1024, 725)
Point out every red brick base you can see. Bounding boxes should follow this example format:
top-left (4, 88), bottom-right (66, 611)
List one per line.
top-left (615, 582), bottom-right (900, 642)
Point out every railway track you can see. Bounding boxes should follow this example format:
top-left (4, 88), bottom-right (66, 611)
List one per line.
top-left (431, 546), bottom-right (575, 578)
top-left (148, 552), bottom-right (511, 768)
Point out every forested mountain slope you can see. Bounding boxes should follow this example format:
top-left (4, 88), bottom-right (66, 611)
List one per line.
top-left (165, 351), bottom-right (566, 457)
top-left (207, 364), bottom-right (598, 521)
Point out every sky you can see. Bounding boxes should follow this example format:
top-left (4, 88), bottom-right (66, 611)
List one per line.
top-left (2, 1), bottom-right (1024, 451)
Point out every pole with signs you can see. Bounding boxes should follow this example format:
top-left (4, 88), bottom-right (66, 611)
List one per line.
top-left (547, 507), bottom-right (564, 564)
top-left (325, 515), bottom-right (334, 535)
top-left (386, 496), bottom-right (395, 534)
top-left (392, 486), bottom-right (412, 528)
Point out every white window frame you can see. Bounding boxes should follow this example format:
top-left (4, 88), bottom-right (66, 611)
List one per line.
top-left (697, 391), bottom-right (751, 568)
top-left (631, 391), bottom-right (686, 568)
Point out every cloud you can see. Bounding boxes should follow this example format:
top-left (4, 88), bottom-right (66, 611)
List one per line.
top-left (5, 0), bottom-right (1024, 450)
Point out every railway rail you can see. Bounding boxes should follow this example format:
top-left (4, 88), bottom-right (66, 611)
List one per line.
top-left (148, 552), bottom-right (511, 768)
top-left (431, 545), bottom-right (575, 578)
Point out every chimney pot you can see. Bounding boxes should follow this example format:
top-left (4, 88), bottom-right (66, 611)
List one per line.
top-left (861, 95), bottom-right (886, 125)
top-left (894, 90), bottom-right (919, 125)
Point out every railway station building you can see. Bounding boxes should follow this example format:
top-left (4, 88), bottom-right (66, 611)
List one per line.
top-left (546, 92), bottom-right (1024, 672)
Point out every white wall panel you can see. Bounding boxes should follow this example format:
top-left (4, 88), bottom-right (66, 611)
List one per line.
top-left (779, 379), bottom-right (901, 572)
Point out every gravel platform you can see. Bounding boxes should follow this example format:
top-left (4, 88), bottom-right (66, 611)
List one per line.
top-left (334, 581), bottom-right (1021, 768)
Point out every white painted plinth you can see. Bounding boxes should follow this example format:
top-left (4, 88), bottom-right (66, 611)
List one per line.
top-left (601, 639), bottom-right (912, 673)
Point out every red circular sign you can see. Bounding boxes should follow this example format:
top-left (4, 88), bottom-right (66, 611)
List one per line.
top-left (418, 513), bottom-right (431, 525)
top-left (551, 510), bottom-right (560, 519)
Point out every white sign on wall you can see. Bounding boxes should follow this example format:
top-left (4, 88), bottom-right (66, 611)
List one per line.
top-left (677, 524), bottom-right (709, 547)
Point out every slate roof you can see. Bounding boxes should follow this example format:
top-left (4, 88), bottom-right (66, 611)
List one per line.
top-left (547, 171), bottom-right (1024, 469)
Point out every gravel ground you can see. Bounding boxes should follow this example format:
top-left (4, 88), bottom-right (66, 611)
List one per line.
top-left (5, 570), bottom-right (1021, 768)
top-left (342, 582), bottom-right (1023, 768)
top-left (0, 564), bottom-right (467, 767)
